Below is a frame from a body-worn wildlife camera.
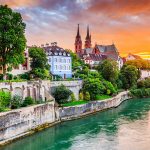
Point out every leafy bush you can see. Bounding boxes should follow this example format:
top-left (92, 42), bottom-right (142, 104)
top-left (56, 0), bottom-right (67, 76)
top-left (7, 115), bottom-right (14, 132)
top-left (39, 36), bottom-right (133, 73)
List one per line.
top-left (83, 78), bottom-right (105, 100)
top-left (84, 92), bottom-right (90, 101)
top-left (70, 93), bottom-right (76, 101)
top-left (19, 73), bottom-right (30, 80)
top-left (11, 95), bottom-right (22, 109)
top-left (79, 92), bottom-right (84, 100)
top-left (103, 81), bottom-right (117, 95)
top-left (0, 91), bottom-right (11, 109)
top-left (130, 88), bottom-right (150, 98)
top-left (52, 84), bottom-right (72, 104)
top-left (6, 73), bottom-right (13, 80)
top-left (0, 74), bottom-right (3, 80)
top-left (22, 96), bottom-right (34, 107)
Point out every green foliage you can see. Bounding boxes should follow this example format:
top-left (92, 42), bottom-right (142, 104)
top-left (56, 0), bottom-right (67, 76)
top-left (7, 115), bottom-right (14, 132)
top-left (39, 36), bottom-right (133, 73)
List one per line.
top-left (0, 5), bottom-right (26, 78)
top-left (0, 74), bottom-right (3, 80)
top-left (11, 95), bottom-right (22, 109)
top-left (137, 78), bottom-right (150, 89)
top-left (0, 91), bottom-right (11, 109)
top-left (103, 81), bottom-right (117, 95)
top-left (84, 92), bottom-right (90, 101)
top-left (79, 92), bottom-right (84, 100)
top-left (6, 73), bottom-right (13, 80)
top-left (19, 72), bottom-right (30, 80)
top-left (95, 95), bottom-right (112, 100)
top-left (97, 59), bottom-right (119, 84)
top-left (70, 93), bottom-right (76, 101)
top-left (83, 78), bottom-right (105, 100)
top-left (68, 50), bottom-right (84, 70)
top-left (52, 84), bottom-right (72, 104)
top-left (120, 64), bottom-right (138, 89)
top-left (130, 88), bottom-right (150, 98)
top-left (22, 96), bottom-right (34, 107)
top-left (29, 47), bottom-right (50, 79)
top-left (62, 100), bottom-right (88, 107)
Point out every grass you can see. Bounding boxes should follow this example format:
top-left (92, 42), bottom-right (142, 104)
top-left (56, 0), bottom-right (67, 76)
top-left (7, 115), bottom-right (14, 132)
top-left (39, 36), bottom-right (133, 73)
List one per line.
top-left (95, 94), bottom-right (112, 100)
top-left (0, 79), bottom-right (27, 83)
top-left (62, 100), bottom-right (88, 107)
top-left (62, 95), bottom-right (112, 107)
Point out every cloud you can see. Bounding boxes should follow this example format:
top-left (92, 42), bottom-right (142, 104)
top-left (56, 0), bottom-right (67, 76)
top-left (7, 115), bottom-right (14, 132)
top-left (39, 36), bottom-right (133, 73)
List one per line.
top-left (1, 0), bottom-right (150, 57)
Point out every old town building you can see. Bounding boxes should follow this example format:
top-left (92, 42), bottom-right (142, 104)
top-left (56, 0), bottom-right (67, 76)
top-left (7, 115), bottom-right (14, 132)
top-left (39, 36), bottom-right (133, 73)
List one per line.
top-left (43, 42), bottom-right (72, 79)
top-left (74, 25), bottom-right (123, 69)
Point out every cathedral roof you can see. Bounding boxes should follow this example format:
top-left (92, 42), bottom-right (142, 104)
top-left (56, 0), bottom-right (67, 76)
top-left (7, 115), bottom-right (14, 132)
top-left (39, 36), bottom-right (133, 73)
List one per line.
top-left (95, 44), bottom-right (119, 60)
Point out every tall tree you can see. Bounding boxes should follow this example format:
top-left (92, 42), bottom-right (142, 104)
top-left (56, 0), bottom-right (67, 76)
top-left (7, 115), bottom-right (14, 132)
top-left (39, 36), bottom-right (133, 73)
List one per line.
top-left (97, 59), bottom-right (119, 84)
top-left (29, 47), bottom-right (50, 79)
top-left (0, 5), bottom-right (26, 79)
top-left (120, 64), bottom-right (138, 89)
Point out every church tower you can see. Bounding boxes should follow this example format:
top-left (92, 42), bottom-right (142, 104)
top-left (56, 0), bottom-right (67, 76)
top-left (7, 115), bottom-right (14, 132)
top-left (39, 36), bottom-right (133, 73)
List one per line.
top-left (85, 25), bottom-right (92, 49)
top-left (75, 24), bottom-right (82, 53)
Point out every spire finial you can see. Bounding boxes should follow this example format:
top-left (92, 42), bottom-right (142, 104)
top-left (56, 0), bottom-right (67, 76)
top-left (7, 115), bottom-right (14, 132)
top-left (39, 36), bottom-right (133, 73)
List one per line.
top-left (77, 24), bottom-right (80, 37)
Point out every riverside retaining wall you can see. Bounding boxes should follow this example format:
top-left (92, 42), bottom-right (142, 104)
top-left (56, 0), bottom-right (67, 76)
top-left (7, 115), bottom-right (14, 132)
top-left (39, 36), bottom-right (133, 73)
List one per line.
top-left (0, 101), bottom-right (56, 143)
top-left (58, 91), bottom-right (131, 120)
top-left (0, 91), bottom-right (130, 145)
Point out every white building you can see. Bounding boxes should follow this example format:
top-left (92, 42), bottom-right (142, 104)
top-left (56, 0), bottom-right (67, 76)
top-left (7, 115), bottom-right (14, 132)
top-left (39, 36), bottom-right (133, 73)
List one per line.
top-left (43, 42), bottom-right (72, 79)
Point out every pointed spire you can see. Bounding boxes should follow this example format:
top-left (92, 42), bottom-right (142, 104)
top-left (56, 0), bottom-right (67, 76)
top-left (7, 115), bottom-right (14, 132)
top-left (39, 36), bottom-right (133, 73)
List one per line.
top-left (76, 24), bottom-right (80, 38)
top-left (86, 25), bottom-right (90, 39)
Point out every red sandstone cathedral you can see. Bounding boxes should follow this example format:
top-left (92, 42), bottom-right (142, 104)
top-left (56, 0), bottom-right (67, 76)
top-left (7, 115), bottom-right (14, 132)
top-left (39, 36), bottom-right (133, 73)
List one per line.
top-left (74, 24), bottom-right (123, 69)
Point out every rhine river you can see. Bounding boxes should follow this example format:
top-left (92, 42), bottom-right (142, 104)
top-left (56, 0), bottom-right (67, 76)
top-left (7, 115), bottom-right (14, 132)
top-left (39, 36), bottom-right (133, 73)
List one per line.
top-left (1, 98), bottom-right (150, 150)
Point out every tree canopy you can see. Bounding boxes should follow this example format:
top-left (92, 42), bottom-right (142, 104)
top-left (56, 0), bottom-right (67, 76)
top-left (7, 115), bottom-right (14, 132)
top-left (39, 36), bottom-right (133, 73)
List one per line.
top-left (29, 47), bottom-right (50, 79)
top-left (97, 59), bottom-right (119, 84)
top-left (0, 5), bottom-right (26, 78)
top-left (120, 64), bottom-right (138, 89)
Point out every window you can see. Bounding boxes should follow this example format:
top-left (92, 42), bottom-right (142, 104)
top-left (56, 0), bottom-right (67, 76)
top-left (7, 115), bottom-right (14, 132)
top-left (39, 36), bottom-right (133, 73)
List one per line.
top-left (68, 59), bottom-right (70, 63)
top-left (59, 58), bottom-right (61, 62)
top-left (69, 66), bottom-right (71, 70)
top-left (64, 59), bottom-right (66, 63)
top-left (49, 58), bottom-right (51, 62)
top-left (64, 65), bottom-right (66, 70)
top-left (55, 58), bottom-right (57, 62)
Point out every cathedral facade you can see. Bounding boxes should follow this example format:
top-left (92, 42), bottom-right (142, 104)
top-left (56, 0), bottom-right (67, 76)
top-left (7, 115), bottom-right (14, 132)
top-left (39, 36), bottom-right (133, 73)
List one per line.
top-left (74, 24), bottom-right (123, 69)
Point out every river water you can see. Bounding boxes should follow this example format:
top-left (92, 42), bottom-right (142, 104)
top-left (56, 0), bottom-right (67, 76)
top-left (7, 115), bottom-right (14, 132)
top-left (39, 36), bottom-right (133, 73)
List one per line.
top-left (1, 98), bottom-right (150, 150)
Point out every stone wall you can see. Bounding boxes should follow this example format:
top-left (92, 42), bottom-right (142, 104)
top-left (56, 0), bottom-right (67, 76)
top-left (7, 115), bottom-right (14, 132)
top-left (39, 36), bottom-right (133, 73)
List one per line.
top-left (0, 101), bottom-right (56, 142)
top-left (0, 80), bottom-right (54, 102)
top-left (58, 91), bottom-right (130, 120)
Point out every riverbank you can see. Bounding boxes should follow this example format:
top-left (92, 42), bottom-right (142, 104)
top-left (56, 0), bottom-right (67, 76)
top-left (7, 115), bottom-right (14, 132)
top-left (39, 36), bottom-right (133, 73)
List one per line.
top-left (0, 91), bottom-right (131, 146)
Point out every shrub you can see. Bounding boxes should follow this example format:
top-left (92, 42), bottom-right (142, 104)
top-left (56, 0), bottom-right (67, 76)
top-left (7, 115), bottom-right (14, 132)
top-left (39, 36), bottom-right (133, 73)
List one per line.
top-left (22, 96), bottom-right (34, 107)
top-left (52, 84), bottom-right (72, 104)
top-left (103, 81), bottom-right (117, 95)
top-left (0, 74), bottom-right (3, 80)
top-left (84, 92), bottom-right (90, 101)
top-left (130, 88), bottom-right (150, 98)
top-left (79, 92), bottom-right (84, 100)
top-left (0, 91), bottom-right (11, 108)
top-left (70, 93), bottom-right (76, 101)
top-left (6, 73), bottom-right (13, 80)
top-left (19, 73), bottom-right (30, 80)
top-left (11, 95), bottom-right (22, 109)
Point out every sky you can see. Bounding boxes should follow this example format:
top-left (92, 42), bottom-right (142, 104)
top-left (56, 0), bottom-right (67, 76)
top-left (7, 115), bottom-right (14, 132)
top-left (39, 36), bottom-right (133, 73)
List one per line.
top-left (1, 0), bottom-right (150, 59)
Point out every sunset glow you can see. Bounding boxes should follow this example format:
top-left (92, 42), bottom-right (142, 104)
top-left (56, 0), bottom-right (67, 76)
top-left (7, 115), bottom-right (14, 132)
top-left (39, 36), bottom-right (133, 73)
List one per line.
top-left (1, 0), bottom-right (150, 59)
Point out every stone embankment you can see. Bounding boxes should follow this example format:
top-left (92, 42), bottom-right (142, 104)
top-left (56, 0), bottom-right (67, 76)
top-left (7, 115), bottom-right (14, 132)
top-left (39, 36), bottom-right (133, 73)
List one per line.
top-left (58, 91), bottom-right (131, 120)
top-left (0, 91), bottom-right (131, 146)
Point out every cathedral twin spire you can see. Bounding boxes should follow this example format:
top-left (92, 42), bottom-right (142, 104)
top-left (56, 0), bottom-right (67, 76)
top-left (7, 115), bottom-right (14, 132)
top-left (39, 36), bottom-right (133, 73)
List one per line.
top-left (75, 24), bottom-right (91, 53)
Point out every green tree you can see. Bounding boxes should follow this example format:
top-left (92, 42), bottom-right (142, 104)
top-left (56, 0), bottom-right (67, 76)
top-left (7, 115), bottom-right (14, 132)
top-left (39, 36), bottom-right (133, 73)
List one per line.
top-left (120, 64), bottom-right (138, 89)
top-left (0, 5), bottom-right (26, 79)
top-left (97, 59), bottom-right (119, 84)
top-left (70, 93), bottom-right (76, 101)
top-left (52, 84), bottom-right (72, 104)
top-left (29, 47), bottom-right (50, 79)
top-left (83, 78), bottom-right (105, 100)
